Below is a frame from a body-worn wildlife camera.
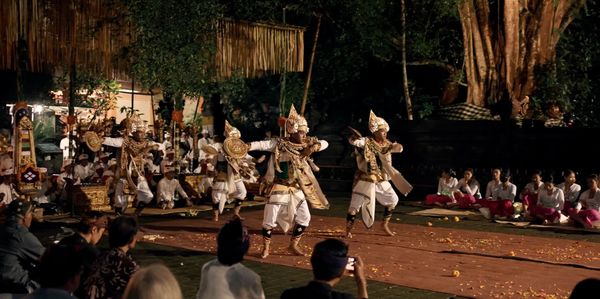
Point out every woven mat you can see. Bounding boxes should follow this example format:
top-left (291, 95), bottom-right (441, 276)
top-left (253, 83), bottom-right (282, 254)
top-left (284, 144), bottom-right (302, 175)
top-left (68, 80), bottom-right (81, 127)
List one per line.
top-left (407, 208), bottom-right (480, 217)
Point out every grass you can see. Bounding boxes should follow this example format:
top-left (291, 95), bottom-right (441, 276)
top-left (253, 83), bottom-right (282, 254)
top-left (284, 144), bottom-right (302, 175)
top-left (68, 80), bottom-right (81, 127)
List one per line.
top-left (29, 194), bottom-right (600, 298)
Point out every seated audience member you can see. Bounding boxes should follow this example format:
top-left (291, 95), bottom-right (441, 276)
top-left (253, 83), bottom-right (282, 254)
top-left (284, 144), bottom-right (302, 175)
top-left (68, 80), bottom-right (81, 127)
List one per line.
top-left (531, 175), bottom-right (565, 224)
top-left (196, 218), bottom-right (264, 299)
top-left (59, 211), bottom-right (108, 297)
top-left (281, 238), bottom-right (368, 299)
top-left (570, 174), bottom-right (600, 229)
top-left (0, 200), bottom-right (45, 294)
top-left (83, 216), bottom-right (140, 299)
top-left (479, 173), bottom-right (516, 220)
top-left (520, 170), bottom-right (543, 213)
top-left (425, 168), bottom-right (458, 206)
top-left (569, 278), bottom-right (600, 299)
top-left (123, 264), bottom-right (182, 299)
top-left (484, 168), bottom-right (502, 200)
top-left (454, 168), bottom-right (481, 209)
top-left (557, 170), bottom-right (581, 214)
top-left (23, 245), bottom-right (84, 299)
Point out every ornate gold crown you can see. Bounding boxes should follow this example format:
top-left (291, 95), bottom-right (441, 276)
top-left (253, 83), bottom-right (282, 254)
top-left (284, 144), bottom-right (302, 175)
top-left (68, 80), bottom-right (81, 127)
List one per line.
top-left (285, 104), bottom-right (309, 134)
top-left (368, 110), bottom-right (389, 133)
top-left (224, 120), bottom-right (241, 138)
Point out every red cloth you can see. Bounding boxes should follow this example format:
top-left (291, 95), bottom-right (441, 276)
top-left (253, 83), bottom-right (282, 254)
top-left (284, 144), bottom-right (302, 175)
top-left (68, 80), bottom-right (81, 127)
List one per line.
top-left (455, 192), bottom-right (477, 209)
top-left (425, 194), bottom-right (454, 205)
top-left (522, 194), bottom-right (538, 211)
top-left (531, 206), bottom-right (560, 222)
top-left (479, 199), bottom-right (514, 217)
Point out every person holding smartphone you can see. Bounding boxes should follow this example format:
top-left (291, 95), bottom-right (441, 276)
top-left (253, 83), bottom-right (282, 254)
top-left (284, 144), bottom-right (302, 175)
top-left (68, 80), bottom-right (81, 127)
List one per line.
top-left (281, 238), bottom-right (368, 299)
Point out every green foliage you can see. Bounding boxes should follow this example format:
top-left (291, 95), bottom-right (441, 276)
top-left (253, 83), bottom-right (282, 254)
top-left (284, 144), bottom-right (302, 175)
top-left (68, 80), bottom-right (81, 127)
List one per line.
top-left (532, 0), bottom-right (600, 127)
top-left (53, 69), bottom-right (120, 114)
top-left (125, 0), bottom-right (223, 98)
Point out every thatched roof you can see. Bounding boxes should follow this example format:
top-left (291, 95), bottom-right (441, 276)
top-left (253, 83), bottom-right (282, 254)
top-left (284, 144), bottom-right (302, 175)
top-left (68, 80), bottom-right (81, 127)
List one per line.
top-left (216, 19), bottom-right (305, 79)
top-left (0, 0), bottom-right (129, 75)
top-left (1, 1), bottom-right (305, 79)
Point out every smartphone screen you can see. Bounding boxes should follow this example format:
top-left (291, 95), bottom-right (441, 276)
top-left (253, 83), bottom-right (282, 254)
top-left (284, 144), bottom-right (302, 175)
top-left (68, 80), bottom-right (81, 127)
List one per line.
top-left (346, 257), bottom-right (355, 272)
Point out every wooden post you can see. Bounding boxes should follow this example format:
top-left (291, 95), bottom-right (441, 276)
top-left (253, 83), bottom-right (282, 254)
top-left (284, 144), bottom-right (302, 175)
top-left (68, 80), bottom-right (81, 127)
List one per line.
top-left (401, 0), bottom-right (413, 120)
top-left (300, 15), bottom-right (322, 116)
top-left (131, 78), bottom-right (135, 110)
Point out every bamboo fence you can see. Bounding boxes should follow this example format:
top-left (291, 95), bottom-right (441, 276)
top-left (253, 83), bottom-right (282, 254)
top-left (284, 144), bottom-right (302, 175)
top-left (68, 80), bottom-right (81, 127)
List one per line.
top-left (1, 1), bottom-right (305, 79)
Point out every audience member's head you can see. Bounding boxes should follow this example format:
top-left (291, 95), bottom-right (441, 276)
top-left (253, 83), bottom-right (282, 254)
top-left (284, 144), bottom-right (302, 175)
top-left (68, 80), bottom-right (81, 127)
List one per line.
top-left (78, 211), bottom-right (108, 245)
top-left (587, 174), bottom-right (598, 189)
top-left (38, 245), bottom-right (84, 293)
top-left (123, 264), bottom-right (182, 299)
top-left (217, 218), bottom-right (250, 266)
top-left (442, 168), bottom-right (456, 178)
top-left (531, 170), bottom-right (542, 182)
top-left (7, 200), bottom-right (34, 228)
top-left (543, 174), bottom-right (555, 189)
top-left (310, 239), bottom-right (349, 282)
top-left (109, 216), bottom-right (139, 250)
top-left (500, 173), bottom-right (511, 184)
top-left (570, 278), bottom-right (600, 299)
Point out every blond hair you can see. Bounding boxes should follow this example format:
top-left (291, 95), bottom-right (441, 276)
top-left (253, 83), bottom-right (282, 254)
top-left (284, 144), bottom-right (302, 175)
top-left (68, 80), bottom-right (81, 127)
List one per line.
top-left (123, 264), bottom-right (182, 299)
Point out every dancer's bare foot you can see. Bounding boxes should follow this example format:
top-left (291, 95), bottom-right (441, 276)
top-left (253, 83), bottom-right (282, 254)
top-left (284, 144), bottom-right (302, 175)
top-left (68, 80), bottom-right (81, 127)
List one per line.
top-left (381, 220), bottom-right (396, 236)
top-left (289, 237), bottom-right (308, 256)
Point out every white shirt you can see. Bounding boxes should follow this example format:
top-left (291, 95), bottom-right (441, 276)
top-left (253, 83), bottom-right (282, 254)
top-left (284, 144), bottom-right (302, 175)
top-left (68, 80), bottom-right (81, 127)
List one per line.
top-left (457, 178), bottom-right (479, 196)
top-left (136, 177), bottom-right (154, 204)
top-left (556, 182), bottom-right (581, 203)
top-left (157, 177), bottom-right (188, 202)
top-left (537, 187), bottom-right (565, 210)
top-left (437, 177), bottom-right (458, 196)
top-left (60, 137), bottom-right (76, 160)
top-left (198, 137), bottom-right (212, 149)
top-left (160, 158), bottom-right (175, 174)
top-left (0, 153), bottom-right (13, 175)
top-left (520, 181), bottom-right (544, 199)
top-left (492, 183), bottom-right (517, 201)
top-left (580, 188), bottom-right (600, 211)
top-left (0, 182), bottom-right (19, 206)
top-left (74, 164), bottom-right (94, 181)
top-left (196, 259), bottom-right (265, 299)
top-left (485, 180), bottom-right (501, 199)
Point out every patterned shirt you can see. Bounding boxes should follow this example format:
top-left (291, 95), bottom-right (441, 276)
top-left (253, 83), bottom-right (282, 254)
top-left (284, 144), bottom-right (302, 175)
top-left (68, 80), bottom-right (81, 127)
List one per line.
top-left (83, 248), bottom-right (139, 299)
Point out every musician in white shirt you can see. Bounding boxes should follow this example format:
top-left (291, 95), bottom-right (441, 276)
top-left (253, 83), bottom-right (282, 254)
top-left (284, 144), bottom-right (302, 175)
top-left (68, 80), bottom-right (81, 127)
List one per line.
top-left (157, 166), bottom-right (191, 209)
top-left (74, 154), bottom-right (94, 183)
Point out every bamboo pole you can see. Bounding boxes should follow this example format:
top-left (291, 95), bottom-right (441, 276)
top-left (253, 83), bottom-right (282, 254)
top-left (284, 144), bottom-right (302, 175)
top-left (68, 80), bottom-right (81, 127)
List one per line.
top-left (300, 15), bottom-right (321, 116)
top-left (401, 0), bottom-right (413, 120)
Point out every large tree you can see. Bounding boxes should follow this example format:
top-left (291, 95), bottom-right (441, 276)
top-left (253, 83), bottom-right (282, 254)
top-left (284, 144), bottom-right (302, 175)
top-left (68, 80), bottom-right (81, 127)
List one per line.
top-left (459, 0), bottom-right (586, 117)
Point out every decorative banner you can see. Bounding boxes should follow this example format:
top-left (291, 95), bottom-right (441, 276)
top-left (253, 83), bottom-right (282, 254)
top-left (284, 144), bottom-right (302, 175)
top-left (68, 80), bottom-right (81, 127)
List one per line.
top-left (13, 102), bottom-right (42, 195)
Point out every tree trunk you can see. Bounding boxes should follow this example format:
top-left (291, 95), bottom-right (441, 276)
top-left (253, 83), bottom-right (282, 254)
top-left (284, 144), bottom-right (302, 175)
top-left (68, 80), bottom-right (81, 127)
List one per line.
top-left (458, 0), bottom-right (585, 117)
top-left (400, 0), bottom-right (413, 120)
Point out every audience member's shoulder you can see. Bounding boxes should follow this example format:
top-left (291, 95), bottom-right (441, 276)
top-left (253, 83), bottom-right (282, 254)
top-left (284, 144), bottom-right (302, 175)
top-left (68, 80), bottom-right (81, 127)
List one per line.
top-left (234, 262), bottom-right (261, 279)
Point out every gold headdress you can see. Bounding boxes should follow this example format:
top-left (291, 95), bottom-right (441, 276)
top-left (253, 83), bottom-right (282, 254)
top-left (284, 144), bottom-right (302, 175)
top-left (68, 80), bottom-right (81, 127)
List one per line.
top-left (224, 120), bottom-right (241, 138)
top-left (223, 120), bottom-right (247, 159)
top-left (285, 104), bottom-right (309, 135)
top-left (368, 110), bottom-right (389, 133)
top-left (128, 114), bottom-right (147, 133)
